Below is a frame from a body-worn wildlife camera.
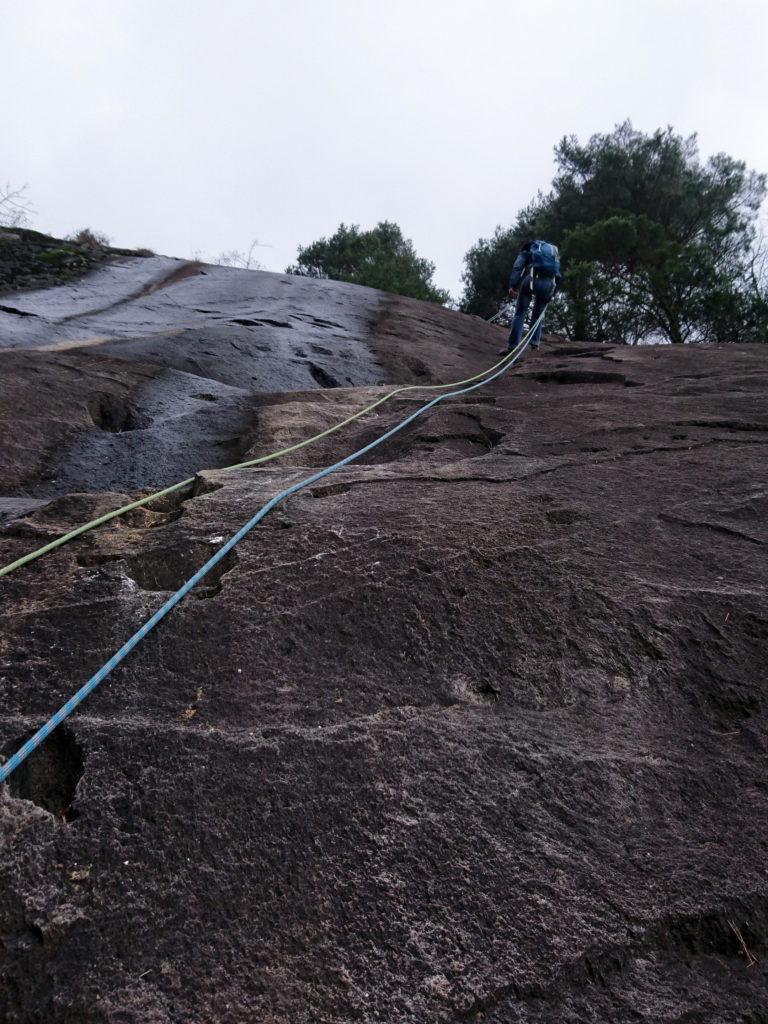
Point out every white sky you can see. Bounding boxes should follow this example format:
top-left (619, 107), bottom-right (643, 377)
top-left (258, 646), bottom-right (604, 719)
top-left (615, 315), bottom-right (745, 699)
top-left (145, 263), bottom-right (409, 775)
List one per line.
top-left (3, 0), bottom-right (767, 299)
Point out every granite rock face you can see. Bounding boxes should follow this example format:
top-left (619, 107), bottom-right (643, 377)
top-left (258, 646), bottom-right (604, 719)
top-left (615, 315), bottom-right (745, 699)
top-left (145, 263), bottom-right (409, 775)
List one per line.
top-left (0, 259), bottom-right (490, 500)
top-left (0, 226), bottom-right (152, 296)
top-left (0, 263), bottom-right (767, 1022)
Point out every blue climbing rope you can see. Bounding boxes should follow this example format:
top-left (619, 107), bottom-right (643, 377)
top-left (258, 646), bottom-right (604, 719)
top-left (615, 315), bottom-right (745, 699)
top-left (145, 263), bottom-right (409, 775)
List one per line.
top-left (0, 317), bottom-right (541, 785)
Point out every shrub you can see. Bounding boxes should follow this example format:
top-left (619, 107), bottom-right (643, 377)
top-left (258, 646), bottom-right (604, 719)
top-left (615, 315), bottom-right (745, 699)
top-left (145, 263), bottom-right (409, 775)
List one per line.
top-left (69, 228), bottom-right (111, 249)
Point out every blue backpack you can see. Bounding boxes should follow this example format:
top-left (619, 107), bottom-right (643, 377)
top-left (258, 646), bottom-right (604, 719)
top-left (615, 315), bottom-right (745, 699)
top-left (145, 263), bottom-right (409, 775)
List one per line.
top-left (529, 239), bottom-right (560, 278)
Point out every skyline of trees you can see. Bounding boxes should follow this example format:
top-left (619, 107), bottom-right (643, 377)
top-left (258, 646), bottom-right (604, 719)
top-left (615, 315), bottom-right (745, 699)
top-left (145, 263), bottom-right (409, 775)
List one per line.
top-left (461, 122), bottom-right (768, 344)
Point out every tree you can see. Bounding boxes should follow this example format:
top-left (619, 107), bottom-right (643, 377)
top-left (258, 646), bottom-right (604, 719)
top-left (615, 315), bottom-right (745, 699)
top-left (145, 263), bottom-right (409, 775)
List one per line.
top-left (461, 123), bottom-right (768, 343)
top-left (216, 238), bottom-right (264, 271)
top-left (0, 182), bottom-right (34, 228)
top-left (460, 201), bottom-right (542, 320)
top-left (189, 238), bottom-right (267, 270)
top-left (287, 221), bottom-right (451, 305)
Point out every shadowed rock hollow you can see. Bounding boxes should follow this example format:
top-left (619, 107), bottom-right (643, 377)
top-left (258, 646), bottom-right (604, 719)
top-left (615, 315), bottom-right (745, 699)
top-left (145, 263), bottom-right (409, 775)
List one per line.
top-left (0, 256), bottom-right (767, 1023)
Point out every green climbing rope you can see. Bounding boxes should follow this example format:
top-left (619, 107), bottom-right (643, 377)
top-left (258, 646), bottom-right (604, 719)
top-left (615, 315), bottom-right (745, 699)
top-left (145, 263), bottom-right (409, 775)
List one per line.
top-left (0, 334), bottom-right (525, 580)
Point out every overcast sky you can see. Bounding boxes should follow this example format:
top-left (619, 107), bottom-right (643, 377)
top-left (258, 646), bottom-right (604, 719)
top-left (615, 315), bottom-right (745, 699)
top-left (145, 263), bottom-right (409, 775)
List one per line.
top-left (3, 0), bottom-right (767, 299)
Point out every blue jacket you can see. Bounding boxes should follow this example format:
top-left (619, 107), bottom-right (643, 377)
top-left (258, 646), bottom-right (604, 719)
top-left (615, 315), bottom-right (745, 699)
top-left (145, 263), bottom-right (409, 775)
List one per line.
top-left (508, 249), bottom-right (530, 290)
top-left (508, 243), bottom-right (561, 291)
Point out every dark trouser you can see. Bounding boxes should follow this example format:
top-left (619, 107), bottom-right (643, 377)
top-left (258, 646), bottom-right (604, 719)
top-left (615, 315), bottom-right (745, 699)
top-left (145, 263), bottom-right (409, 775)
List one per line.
top-left (508, 275), bottom-right (556, 350)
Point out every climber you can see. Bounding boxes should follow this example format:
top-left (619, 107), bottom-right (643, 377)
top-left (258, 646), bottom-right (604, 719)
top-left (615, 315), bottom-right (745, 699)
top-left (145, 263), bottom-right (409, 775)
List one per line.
top-left (498, 240), bottom-right (561, 356)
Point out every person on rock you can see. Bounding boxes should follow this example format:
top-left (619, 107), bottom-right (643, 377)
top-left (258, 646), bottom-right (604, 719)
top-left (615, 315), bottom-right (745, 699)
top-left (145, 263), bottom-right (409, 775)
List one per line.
top-left (498, 240), bottom-right (561, 356)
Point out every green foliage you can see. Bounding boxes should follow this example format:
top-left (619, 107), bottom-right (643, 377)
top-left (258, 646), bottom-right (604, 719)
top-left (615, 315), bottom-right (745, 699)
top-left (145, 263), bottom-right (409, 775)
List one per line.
top-left (287, 221), bottom-right (451, 305)
top-left (36, 247), bottom-right (76, 267)
top-left (460, 201), bottom-right (541, 318)
top-left (461, 228), bottom-right (521, 319)
top-left (461, 122), bottom-right (768, 343)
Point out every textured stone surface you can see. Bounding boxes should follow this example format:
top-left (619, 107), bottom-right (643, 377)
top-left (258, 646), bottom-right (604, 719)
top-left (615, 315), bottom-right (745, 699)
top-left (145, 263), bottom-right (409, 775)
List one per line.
top-left (0, 264), bottom-right (496, 496)
top-left (0, 265), bottom-right (767, 1022)
top-left (0, 227), bottom-right (151, 297)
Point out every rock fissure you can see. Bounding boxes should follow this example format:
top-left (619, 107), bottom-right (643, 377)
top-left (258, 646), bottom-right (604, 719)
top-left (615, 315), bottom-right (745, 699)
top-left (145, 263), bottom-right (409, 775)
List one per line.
top-left (0, 305), bottom-right (39, 318)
